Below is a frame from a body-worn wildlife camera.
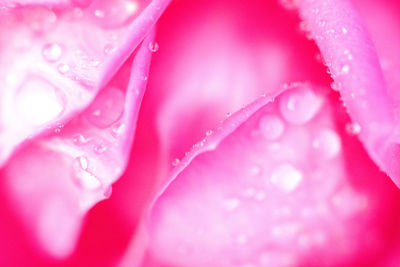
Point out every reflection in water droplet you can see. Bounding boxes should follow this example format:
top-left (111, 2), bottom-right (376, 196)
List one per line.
top-left (72, 156), bottom-right (102, 190)
top-left (341, 65), bottom-right (350, 74)
top-left (259, 115), bottom-right (285, 140)
top-left (42, 43), bottom-right (62, 62)
top-left (148, 42), bottom-right (159, 52)
top-left (15, 76), bottom-right (65, 126)
top-left (279, 87), bottom-right (321, 125)
top-left (345, 122), bottom-right (361, 135)
top-left (104, 44), bottom-right (117, 54)
top-left (205, 130), bottom-right (213, 136)
top-left (94, 9), bottom-right (105, 18)
top-left (85, 87), bottom-right (125, 129)
top-left (270, 164), bottom-right (302, 193)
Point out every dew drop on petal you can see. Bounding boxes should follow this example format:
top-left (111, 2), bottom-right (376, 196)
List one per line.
top-left (171, 158), bottom-right (180, 167)
top-left (72, 134), bottom-right (88, 145)
top-left (345, 122), bottom-right (361, 135)
top-left (85, 87), bottom-right (125, 129)
top-left (270, 164), bottom-right (303, 193)
top-left (42, 43), bottom-right (62, 62)
top-left (93, 144), bottom-right (107, 154)
top-left (312, 129), bottom-right (341, 159)
top-left (259, 115), bottom-right (285, 140)
top-left (57, 63), bottom-right (70, 74)
top-left (15, 76), bottom-right (65, 126)
top-left (148, 42), bottom-right (159, 52)
top-left (103, 185), bottom-right (113, 198)
top-left (110, 122), bottom-right (126, 138)
top-left (72, 156), bottom-right (101, 191)
top-left (279, 87), bottom-right (321, 125)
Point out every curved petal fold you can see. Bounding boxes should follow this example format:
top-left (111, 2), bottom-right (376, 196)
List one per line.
top-left (0, 30), bottom-right (154, 258)
top-left (147, 83), bottom-right (400, 266)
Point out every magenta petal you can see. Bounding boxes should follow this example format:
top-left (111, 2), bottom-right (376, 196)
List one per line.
top-left (147, 83), bottom-right (399, 266)
top-left (0, 0), bottom-right (170, 167)
top-left (295, 0), bottom-right (400, 186)
top-left (0, 31), bottom-right (154, 258)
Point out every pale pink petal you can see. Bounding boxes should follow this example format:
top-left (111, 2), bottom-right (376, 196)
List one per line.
top-left (147, 83), bottom-right (400, 266)
top-left (0, 30), bottom-right (154, 258)
top-left (295, 0), bottom-right (400, 186)
top-left (0, 0), bottom-right (170, 167)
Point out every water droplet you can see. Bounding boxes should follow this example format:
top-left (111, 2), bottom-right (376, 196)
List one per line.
top-left (104, 44), bottom-right (117, 54)
top-left (270, 164), bottom-right (303, 193)
top-left (341, 64), bottom-right (350, 74)
top-left (91, 0), bottom-right (144, 28)
top-left (94, 9), bottom-right (105, 18)
top-left (318, 20), bottom-right (326, 27)
top-left (90, 60), bottom-right (101, 67)
top-left (171, 158), bottom-right (180, 166)
top-left (148, 42), bottom-right (159, 52)
top-left (72, 134), bottom-right (88, 145)
top-left (345, 122), bottom-right (361, 135)
top-left (110, 122), bottom-right (126, 138)
top-left (72, 156), bottom-right (102, 190)
top-left (330, 81), bottom-right (342, 91)
top-left (85, 87), bottom-right (125, 128)
top-left (226, 112), bottom-right (232, 118)
top-left (103, 185), bottom-right (113, 198)
top-left (222, 198), bottom-right (240, 211)
top-left (205, 130), bottom-right (213, 136)
top-left (93, 144), bottom-right (107, 154)
top-left (259, 115), bottom-right (285, 140)
top-left (42, 43), bottom-right (62, 62)
top-left (312, 129), bottom-right (341, 159)
top-left (57, 63), bottom-right (70, 74)
top-left (279, 87), bottom-right (321, 125)
top-left (15, 76), bottom-right (65, 126)
top-left (341, 27), bottom-right (348, 34)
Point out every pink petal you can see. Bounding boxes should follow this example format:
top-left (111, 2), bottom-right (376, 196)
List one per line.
top-left (0, 0), bottom-right (170, 167)
top-left (0, 29), bottom-right (154, 258)
top-left (147, 83), bottom-right (400, 266)
top-left (295, 0), bottom-right (400, 186)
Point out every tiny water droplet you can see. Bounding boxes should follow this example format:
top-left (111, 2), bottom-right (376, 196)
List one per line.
top-left (226, 112), bottom-right (232, 117)
top-left (341, 27), bottom-right (348, 34)
top-left (57, 63), bottom-right (70, 74)
top-left (93, 144), bottom-right (107, 154)
top-left (104, 44), bottom-right (116, 54)
top-left (345, 122), bottom-right (361, 135)
top-left (330, 81), bottom-right (342, 91)
top-left (205, 130), bottom-right (213, 136)
top-left (148, 42), bottom-right (159, 52)
top-left (103, 185), bottom-right (113, 198)
top-left (110, 122), bottom-right (126, 138)
top-left (341, 64), bottom-right (350, 74)
top-left (90, 60), bottom-right (101, 67)
top-left (171, 158), bottom-right (180, 166)
top-left (42, 43), bottom-right (62, 62)
top-left (72, 156), bottom-right (102, 191)
top-left (72, 134), bottom-right (88, 145)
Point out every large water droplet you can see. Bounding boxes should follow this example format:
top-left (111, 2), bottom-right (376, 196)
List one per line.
top-left (270, 164), bottom-right (303, 193)
top-left (312, 129), bottom-right (341, 159)
top-left (72, 156), bottom-right (101, 190)
top-left (15, 76), bottom-right (65, 126)
top-left (42, 43), bottom-right (62, 62)
top-left (279, 87), bottom-right (321, 125)
top-left (85, 87), bottom-right (125, 129)
top-left (259, 115), bottom-right (285, 140)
